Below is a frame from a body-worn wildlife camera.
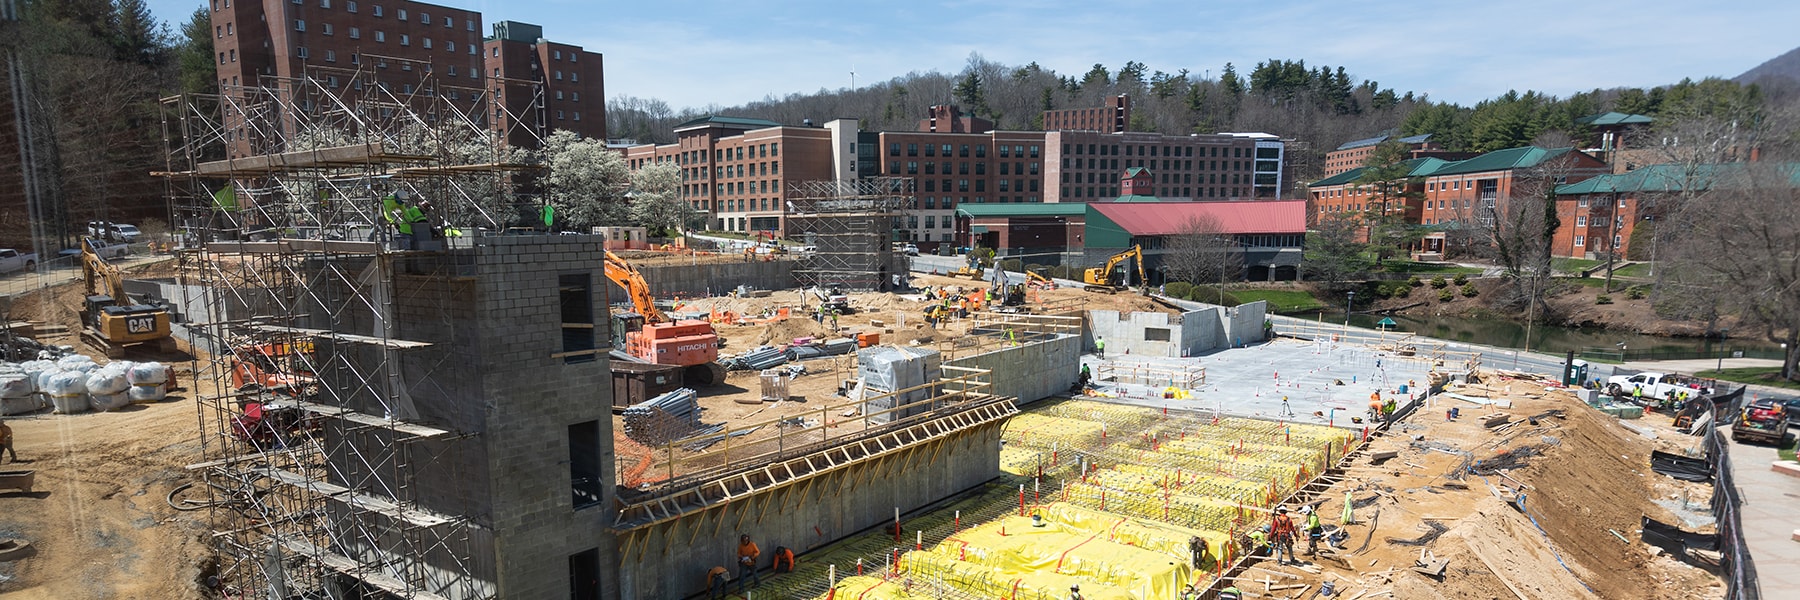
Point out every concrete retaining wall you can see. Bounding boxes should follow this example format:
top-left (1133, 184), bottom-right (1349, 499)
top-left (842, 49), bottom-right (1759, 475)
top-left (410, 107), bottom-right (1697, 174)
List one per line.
top-left (630, 258), bottom-right (798, 298)
top-left (946, 333), bottom-right (1080, 405)
top-left (1086, 302), bottom-right (1270, 358)
top-left (618, 423), bottom-right (1001, 599)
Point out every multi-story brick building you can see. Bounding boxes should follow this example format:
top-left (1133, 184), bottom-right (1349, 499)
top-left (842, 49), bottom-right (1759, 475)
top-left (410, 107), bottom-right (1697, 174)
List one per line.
top-left (1042, 94), bottom-right (1130, 133)
top-left (1308, 146), bottom-right (1607, 258)
top-left (209, 1), bottom-right (601, 154)
top-left (1044, 131), bottom-right (1282, 203)
top-left (874, 130), bottom-right (1048, 247)
top-left (484, 21), bottom-right (606, 148)
top-left (918, 104), bottom-right (993, 134)
top-left (621, 117), bottom-right (843, 234)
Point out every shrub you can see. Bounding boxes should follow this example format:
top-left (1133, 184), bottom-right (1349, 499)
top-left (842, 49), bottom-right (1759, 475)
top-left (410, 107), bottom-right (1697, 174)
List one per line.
top-left (1626, 287), bottom-right (1647, 300)
top-left (1453, 273), bottom-right (1469, 286)
top-left (1460, 283), bottom-right (1478, 297)
top-left (1438, 288), bottom-right (1454, 302)
top-left (1408, 276), bottom-right (1423, 288)
top-left (1595, 295), bottom-right (1614, 305)
top-left (1188, 286), bottom-right (1240, 306)
top-left (1392, 285), bottom-right (1411, 298)
top-left (999, 259), bottom-right (1023, 273)
top-left (1163, 281), bottom-right (1195, 299)
top-left (1430, 276), bottom-right (1449, 289)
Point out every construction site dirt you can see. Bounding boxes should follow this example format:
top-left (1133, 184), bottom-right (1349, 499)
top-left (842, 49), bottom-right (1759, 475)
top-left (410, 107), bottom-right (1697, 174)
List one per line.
top-left (0, 256), bottom-right (1739, 599)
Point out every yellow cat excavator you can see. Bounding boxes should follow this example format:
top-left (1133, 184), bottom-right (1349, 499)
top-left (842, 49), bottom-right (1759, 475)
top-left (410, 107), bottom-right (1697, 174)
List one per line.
top-left (78, 238), bottom-right (174, 357)
top-left (1082, 245), bottom-right (1147, 294)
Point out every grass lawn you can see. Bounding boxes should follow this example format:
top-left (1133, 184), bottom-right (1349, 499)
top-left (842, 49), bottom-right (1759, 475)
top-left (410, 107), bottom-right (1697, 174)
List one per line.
top-left (1556, 276), bottom-right (1609, 288)
top-left (1781, 436), bottom-right (1796, 463)
top-left (1613, 263), bottom-right (1654, 278)
top-left (1378, 261), bottom-right (1483, 275)
top-left (1234, 289), bottom-right (1326, 312)
top-left (1697, 367), bottom-right (1800, 392)
top-left (1553, 257), bottom-right (1603, 273)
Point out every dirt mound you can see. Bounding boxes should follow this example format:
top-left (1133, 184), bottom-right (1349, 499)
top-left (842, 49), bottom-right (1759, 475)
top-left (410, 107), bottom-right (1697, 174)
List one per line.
top-left (753, 317), bottom-right (834, 346)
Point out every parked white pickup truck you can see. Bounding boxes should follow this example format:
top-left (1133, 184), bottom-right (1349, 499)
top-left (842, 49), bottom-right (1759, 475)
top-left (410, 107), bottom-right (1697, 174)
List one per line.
top-left (0, 249), bottom-right (37, 274)
top-left (1606, 372), bottom-right (1712, 399)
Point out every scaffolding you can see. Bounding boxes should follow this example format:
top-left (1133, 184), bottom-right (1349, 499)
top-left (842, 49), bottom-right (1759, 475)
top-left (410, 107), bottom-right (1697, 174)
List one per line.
top-left (158, 62), bottom-right (546, 600)
top-left (786, 178), bottom-right (912, 291)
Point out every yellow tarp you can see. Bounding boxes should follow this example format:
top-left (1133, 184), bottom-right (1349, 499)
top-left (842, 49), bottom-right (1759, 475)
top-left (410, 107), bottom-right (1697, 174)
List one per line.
top-left (926, 513), bottom-right (1193, 600)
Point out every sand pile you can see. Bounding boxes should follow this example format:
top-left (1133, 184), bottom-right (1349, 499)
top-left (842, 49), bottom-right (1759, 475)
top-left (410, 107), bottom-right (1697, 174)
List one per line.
top-left (753, 317), bottom-right (835, 346)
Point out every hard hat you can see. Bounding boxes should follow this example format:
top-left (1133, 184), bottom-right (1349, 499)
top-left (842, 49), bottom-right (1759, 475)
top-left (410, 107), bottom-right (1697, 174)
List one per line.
top-left (1071, 584), bottom-right (1080, 590)
top-left (1276, 506), bottom-right (1288, 514)
top-left (1299, 505), bottom-right (1313, 515)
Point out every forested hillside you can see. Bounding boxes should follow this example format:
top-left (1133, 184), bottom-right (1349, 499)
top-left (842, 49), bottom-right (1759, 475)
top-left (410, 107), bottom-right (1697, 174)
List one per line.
top-left (608, 54), bottom-right (1792, 184)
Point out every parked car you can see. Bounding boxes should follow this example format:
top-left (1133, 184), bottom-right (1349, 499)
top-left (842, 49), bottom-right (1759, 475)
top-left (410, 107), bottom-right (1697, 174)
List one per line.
top-left (902, 243), bottom-right (920, 256)
top-left (0, 249), bottom-right (37, 274)
top-left (87, 221), bottom-right (141, 243)
top-left (1783, 397), bottom-right (1800, 425)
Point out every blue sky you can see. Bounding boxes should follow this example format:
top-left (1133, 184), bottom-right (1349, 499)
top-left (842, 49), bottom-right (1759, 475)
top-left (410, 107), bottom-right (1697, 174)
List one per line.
top-left (148, 0), bottom-right (1800, 112)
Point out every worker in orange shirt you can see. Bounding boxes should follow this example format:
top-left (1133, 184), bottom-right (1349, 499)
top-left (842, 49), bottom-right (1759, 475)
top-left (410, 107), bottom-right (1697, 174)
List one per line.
top-left (736, 534), bottom-right (761, 594)
top-left (705, 565), bottom-right (731, 600)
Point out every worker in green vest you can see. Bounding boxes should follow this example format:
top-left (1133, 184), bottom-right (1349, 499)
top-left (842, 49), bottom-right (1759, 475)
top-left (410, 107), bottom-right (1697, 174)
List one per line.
top-left (383, 193), bottom-right (414, 249)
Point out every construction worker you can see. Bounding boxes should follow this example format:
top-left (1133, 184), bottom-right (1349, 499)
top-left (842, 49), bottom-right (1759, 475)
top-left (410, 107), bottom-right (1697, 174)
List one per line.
top-left (1270, 506), bottom-right (1299, 566)
top-left (736, 534), bottom-right (761, 594)
top-left (1217, 586), bottom-right (1244, 600)
top-left (1301, 505), bottom-right (1324, 555)
top-left (705, 565), bottom-right (731, 600)
top-left (828, 309), bottom-right (840, 331)
top-left (1187, 535), bottom-right (1209, 569)
top-left (1245, 526), bottom-right (1269, 557)
top-left (0, 418), bottom-right (13, 463)
top-left (408, 200), bottom-right (435, 248)
top-left (1078, 364), bottom-right (1092, 388)
top-left (1095, 336), bottom-right (1105, 359)
top-left (772, 546), bottom-right (796, 573)
top-left (1068, 583), bottom-right (1084, 600)
top-left (1368, 392), bottom-right (1384, 421)
top-left (1382, 397), bottom-right (1397, 418)
top-left (1181, 584), bottom-right (1202, 600)
top-left (382, 193), bottom-right (413, 249)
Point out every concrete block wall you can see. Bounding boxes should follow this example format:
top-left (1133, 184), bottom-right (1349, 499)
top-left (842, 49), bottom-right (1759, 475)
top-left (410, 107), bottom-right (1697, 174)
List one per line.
top-left (618, 424), bottom-right (1002, 599)
top-left (1179, 306), bottom-right (1224, 354)
top-left (946, 334), bottom-right (1080, 405)
top-left (1224, 301), bottom-right (1268, 346)
top-left (631, 258), bottom-right (798, 298)
top-left (1087, 309), bottom-right (1210, 357)
top-left (470, 235), bottom-right (622, 600)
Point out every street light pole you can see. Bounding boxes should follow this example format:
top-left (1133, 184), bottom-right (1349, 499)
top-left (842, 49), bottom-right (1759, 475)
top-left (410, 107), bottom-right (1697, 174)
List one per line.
top-left (1343, 291), bottom-right (1355, 329)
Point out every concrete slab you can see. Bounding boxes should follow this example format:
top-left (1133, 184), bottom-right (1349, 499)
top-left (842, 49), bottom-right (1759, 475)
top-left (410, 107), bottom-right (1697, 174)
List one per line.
top-left (1723, 433), bottom-right (1800, 596)
top-left (1080, 338), bottom-right (1434, 427)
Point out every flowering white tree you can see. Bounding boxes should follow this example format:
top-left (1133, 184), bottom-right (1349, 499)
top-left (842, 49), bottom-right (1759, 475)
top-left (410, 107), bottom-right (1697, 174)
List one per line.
top-left (542, 130), bottom-right (631, 230)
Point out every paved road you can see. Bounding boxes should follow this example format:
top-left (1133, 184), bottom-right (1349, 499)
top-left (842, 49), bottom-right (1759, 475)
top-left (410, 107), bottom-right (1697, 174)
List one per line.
top-left (1721, 429), bottom-right (1800, 597)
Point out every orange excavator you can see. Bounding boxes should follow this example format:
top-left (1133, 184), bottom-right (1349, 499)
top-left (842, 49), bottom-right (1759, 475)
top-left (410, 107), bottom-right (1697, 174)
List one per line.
top-left (603, 250), bottom-right (726, 385)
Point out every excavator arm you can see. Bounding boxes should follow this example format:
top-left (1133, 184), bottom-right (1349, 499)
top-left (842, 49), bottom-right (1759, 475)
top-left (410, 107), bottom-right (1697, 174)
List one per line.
top-left (81, 238), bottom-right (127, 302)
top-left (602, 250), bottom-right (669, 324)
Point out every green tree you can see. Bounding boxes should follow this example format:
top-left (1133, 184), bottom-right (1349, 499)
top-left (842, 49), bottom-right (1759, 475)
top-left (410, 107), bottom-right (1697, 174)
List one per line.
top-left (1219, 63), bottom-right (1243, 96)
top-left (174, 8), bottom-right (215, 94)
top-left (954, 70), bottom-right (988, 115)
top-left (1304, 215), bottom-right (1371, 284)
top-left (1081, 63), bottom-right (1111, 89)
top-left (1353, 142), bottom-right (1424, 264)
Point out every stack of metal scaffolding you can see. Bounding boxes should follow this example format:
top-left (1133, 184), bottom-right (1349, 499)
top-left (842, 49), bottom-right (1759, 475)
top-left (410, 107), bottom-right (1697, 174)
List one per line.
top-left (157, 59), bottom-right (542, 600)
top-left (786, 178), bottom-right (911, 291)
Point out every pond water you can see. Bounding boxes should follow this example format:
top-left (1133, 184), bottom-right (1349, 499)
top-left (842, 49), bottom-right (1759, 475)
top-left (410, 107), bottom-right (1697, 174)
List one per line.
top-left (1300, 310), bottom-right (1782, 358)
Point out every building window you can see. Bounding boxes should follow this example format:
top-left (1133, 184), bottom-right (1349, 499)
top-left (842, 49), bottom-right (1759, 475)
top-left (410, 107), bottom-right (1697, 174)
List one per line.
top-left (322, 22), bottom-right (333, 35)
top-left (568, 421), bottom-right (602, 507)
top-left (400, 34), bottom-right (409, 45)
top-left (374, 30), bottom-right (385, 42)
top-left (294, 19), bottom-right (305, 31)
top-left (346, 1), bottom-right (356, 12)
top-left (574, 112), bottom-right (581, 121)
top-left (572, 92), bottom-right (579, 102)
top-left (555, 71), bottom-right (563, 80)
top-left (371, 4), bottom-right (381, 16)
top-left (558, 110), bottom-right (565, 120)
top-left (325, 49), bottom-right (335, 62)
top-left (419, 11), bottom-right (428, 23)
top-left (443, 16), bottom-right (451, 27)
top-left (319, 0), bottom-right (329, 7)
top-left (1576, 216), bottom-right (1587, 227)
top-left (571, 72), bottom-right (578, 82)
top-left (554, 50), bottom-right (562, 60)
top-left (296, 46), bottom-right (309, 58)
top-left (1574, 235), bottom-right (1585, 247)
top-left (349, 26), bottom-right (359, 38)
top-left (467, 19), bottom-right (475, 31)
top-left (560, 273), bottom-right (597, 362)
top-left (422, 38), bottom-right (431, 48)
top-left (396, 8), bottom-right (405, 20)
top-left (228, 49), bottom-right (236, 61)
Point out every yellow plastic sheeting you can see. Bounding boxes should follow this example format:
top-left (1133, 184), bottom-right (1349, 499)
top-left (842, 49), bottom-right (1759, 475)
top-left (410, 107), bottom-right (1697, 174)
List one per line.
top-left (1038, 502), bottom-right (1235, 565)
top-left (1082, 468), bottom-right (1267, 506)
top-left (1036, 401), bottom-right (1160, 430)
top-left (1003, 413), bottom-right (1109, 450)
top-left (1112, 461), bottom-right (1296, 496)
top-left (817, 575), bottom-right (941, 600)
top-left (1063, 481), bottom-right (1249, 532)
top-left (901, 550), bottom-right (1137, 600)
top-left (932, 514), bottom-right (1193, 600)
